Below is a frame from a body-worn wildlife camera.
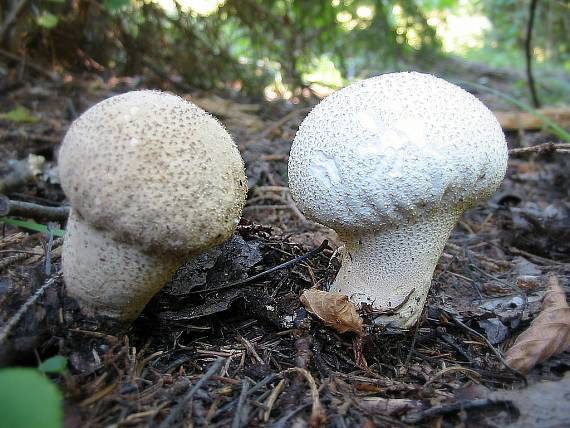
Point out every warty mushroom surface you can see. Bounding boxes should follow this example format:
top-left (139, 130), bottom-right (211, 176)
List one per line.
top-left (59, 90), bottom-right (247, 325)
top-left (288, 72), bottom-right (508, 328)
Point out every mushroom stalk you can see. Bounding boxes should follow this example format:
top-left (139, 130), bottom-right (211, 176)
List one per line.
top-left (331, 213), bottom-right (458, 328)
top-left (63, 211), bottom-right (181, 323)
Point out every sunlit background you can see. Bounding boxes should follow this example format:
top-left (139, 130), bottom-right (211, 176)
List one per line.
top-left (145, 0), bottom-right (568, 101)
top-left (17, 0), bottom-right (570, 103)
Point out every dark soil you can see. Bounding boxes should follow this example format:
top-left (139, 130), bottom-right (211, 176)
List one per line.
top-left (1, 65), bottom-right (569, 428)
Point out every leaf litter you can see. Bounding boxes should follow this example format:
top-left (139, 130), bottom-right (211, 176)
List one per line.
top-left (505, 274), bottom-right (570, 374)
top-left (0, 73), bottom-right (570, 427)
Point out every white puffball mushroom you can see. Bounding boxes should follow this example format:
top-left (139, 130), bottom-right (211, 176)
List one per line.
top-left (288, 72), bottom-right (507, 328)
top-left (59, 90), bottom-right (247, 325)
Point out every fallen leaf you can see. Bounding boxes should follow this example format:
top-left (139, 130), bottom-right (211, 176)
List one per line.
top-left (300, 289), bottom-right (363, 335)
top-left (505, 274), bottom-right (570, 374)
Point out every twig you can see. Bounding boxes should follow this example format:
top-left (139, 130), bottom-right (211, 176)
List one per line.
top-left (422, 366), bottom-right (481, 390)
top-left (0, 249), bottom-right (43, 255)
top-left (281, 367), bottom-right (326, 427)
top-left (213, 374), bottom-right (277, 418)
top-left (508, 246), bottom-right (570, 267)
top-left (404, 320), bottom-right (422, 366)
top-left (263, 379), bottom-right (286, 421)
top-left (0, 0), bottom-right (29, 43)
top-left (270, 403), bottom-right (311, 428)
top-left (256, 107), bottom-right (310, 141)
top-left (439, 333), bottom-right (473, 363)
top-left (0, 130), bottom-right (61, 144)
top-left (0, 197), bottom-right (70, 221)
top-left (443, 310), bottom-right (527, 384)
top-left (189, 240), bottom-right (328, 295)
top-left (231, 378), bottom-right (250, 428)
top-left (158, 358), bottom-right (225, 428)
top-left (403, 398), bottom-right (513, 424)
top-left (238, 336), bottom-right (264, 364)
top-left (525, 0), bottom-right (540, 108)
top-left (0, 48), bottom-right (61, 82)
top-left (0, 252), bottom-right (33, 270)
top-left (509, 142), bottom-right (569, 155)
top-left (0, 271), bottom-right (62, 345)
top-left (142, 57), bottom-right (192, 93)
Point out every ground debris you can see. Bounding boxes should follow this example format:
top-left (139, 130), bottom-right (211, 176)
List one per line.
top-left (491, 372), bottom-right (570, 427)
top-left (505, 274), bottom-right (570, 374)
top-left (1, 70), bottom-right (570, 427)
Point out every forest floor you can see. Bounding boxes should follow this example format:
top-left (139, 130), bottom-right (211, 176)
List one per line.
top-left (1, 62), bottom-right (570, 428)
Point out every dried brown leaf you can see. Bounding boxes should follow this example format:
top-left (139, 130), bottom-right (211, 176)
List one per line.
top-left (505, 275), bottom-right (570, 374)
top-left (300, 289), bottom-right (363, 335)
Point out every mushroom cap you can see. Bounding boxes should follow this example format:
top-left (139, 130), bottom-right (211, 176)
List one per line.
top-left (288, 72), bottom-right (507, 232)
top-left (59, 90), bottom-right (247, 254)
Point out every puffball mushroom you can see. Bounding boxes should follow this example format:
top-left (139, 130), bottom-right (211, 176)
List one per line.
top-left (288, 72), bottom-right (507, 328)
top-left (59, 90), bottom-right (247, 325)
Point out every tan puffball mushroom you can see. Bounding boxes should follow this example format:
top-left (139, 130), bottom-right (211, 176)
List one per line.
top-left (288, 72), bottom-right (507, 328)
top-left (59, 90), bottom-right (247, 325)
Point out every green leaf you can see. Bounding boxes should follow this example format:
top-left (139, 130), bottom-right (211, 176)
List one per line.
top-left (37, 13), bottom-right (59, 29)
top-left (46, 0), bottom-right (65, 3)
top-left (0, 217), bottom-right (66, 237)
top-left (0, 106), bottom-right (39, 124)
top-left (39, 356), bottom-right (68, 374)
top-left (104, 0), bottom-right (130, 11)
top-left (0, 368), bottom-right (63, 428)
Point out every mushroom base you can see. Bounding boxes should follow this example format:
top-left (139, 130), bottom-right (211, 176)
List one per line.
top-left (63, 211), bottom-right (182, 324)
top-left (331, 213), bottom-right (459, 328)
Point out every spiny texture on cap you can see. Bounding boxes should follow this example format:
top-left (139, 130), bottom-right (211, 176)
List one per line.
top-left (59, 90), bottom-right (247, 255)
top-left (288, 72), bottom-right (507, 232)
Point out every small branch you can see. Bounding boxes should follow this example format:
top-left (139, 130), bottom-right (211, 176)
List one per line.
top-left (281, 367), bottom-right (326, 427)
top-left (231, 378), bottom-right (250, 428)
top-left (255, 107), bottom-right (310, 141)
top-left (509, 142), bottom-right (570, 155)
top-left (0, 48), bottom-right (61, 83)
top-left (263, 379), bottom-right (286, 421)
top-left (525, 0), bottom-right (541, 108)
top-left (142, 57), bottom-right (192, 93)
top-left (422, 366), bottom-right (481, 390)
top-left (0, 0), bottom-right (29, 43)
top-left (0, 196), bottom-right (70, 222)
top-left (0, 272), bottom-right (62, 346)
top-left (158, 358), bottom-right (225, 428)
top-left (188, 240), bottom-right (328, 295)
top-left (444, 310), bottom-right (527, 384)
top-left (403, 398), bottom-right (513, 424)
top-left (0, 130), bottom-right (61, 144)
top-left (0, 238), bottom-right (63, 271)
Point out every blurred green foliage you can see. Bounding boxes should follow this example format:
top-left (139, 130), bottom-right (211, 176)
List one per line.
top-left (0, 367), bottom-right (63, 428)
top-left (480, 0), bottom-right (568, 68)
top-left (0, 0), bottom-right (568, 98)
top-left (0, 0), bottom-right (441, 93)
top-left (0, 106), bottom-right (40, 123)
